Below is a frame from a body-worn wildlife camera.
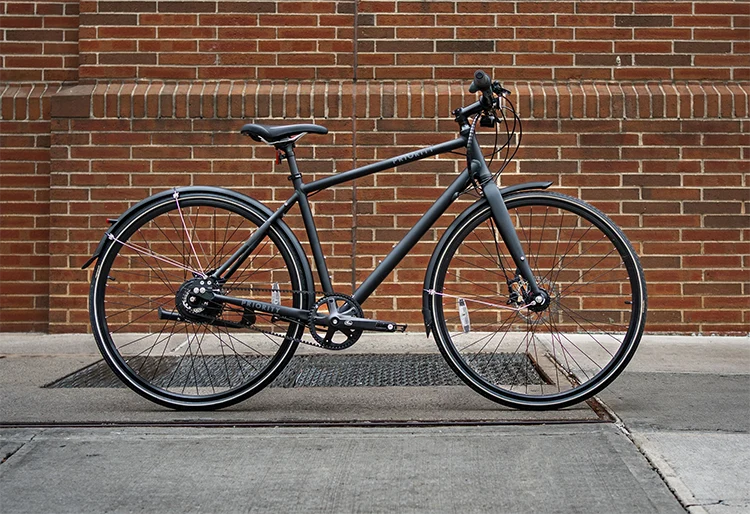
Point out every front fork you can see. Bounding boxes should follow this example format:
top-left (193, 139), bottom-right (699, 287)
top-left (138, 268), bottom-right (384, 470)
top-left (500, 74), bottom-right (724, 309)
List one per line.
top-left (468, 148), bottom-right (544, 300)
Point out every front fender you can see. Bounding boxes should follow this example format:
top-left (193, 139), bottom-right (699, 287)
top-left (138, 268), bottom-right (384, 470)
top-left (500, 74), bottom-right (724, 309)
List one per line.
top-left (421, 181), bottom-right (553, 336)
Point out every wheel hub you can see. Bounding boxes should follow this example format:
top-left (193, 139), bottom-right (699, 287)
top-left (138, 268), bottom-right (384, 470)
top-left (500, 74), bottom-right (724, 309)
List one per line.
top-left (527, 289), bottom-right (551, 313)
top-left (508, 276), bottom-right (558, 323)
top-left (175, 277), bottom-right (222, 323)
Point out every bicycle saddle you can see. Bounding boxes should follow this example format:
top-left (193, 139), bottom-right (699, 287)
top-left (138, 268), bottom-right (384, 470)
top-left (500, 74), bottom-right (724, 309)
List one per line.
top-left (240, 123), bottom-right (328, 143)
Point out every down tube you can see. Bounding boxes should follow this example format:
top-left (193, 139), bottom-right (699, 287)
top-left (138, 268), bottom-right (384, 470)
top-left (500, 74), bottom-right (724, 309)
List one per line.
top-left (352, 168), bottom-right (471, 305)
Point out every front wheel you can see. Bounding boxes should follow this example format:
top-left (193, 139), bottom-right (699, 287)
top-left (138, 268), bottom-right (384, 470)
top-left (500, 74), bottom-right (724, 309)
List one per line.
top-left (89, 189), bottom-right (312, 409)
top-left (428, 191), bottom-right (646, 409)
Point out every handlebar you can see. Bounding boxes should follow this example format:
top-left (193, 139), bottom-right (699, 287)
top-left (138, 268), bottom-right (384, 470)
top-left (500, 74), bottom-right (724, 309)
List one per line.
top-left (469, 69), bottom-right (495, 110)
top-left (469, 70), bottom-right (491, 94)
top-left (454, 70), bottom-right (521, 183)
top-left (456, 70), bottom-right (511, 120)
top-left (454, 70), bottom-right (516, 163)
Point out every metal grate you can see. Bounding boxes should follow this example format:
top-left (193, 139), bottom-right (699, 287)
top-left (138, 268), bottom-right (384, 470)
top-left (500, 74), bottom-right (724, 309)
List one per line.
top-left (45, 353), bottom-right (546, 389)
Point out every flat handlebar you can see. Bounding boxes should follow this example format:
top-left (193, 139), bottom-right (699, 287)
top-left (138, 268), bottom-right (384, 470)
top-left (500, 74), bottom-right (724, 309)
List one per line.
top-left (469, 69), bottom-right (494, 109)
top-left (453, 70), bottom-right (511, 128)
top-left (469, 70), bottom-right (491, 94)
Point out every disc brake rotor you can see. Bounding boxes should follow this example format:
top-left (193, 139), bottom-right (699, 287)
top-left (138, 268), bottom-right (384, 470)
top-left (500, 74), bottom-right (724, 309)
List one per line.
top-left (512, 277), bottom-right (558, 323)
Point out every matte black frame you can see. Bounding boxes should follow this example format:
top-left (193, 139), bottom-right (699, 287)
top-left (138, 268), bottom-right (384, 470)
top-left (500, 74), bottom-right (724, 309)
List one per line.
top-left (210, 97), bottom-right (543, 322)
top-left (212, 136), bottom-right (470, 311)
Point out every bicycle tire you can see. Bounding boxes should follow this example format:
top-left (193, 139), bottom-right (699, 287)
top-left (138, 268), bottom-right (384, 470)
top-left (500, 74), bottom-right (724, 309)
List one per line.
top-left (89, 189), bottom-right (312, 409)
top-left (428, 191), bottom-right (646, 409)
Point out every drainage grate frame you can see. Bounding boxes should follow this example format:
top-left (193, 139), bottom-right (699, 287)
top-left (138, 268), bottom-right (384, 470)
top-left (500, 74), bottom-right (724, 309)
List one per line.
top-left (45, 353), bottom-right (547, 389)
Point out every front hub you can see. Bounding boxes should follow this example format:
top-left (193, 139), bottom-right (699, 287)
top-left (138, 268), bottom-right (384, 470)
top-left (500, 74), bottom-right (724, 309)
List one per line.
top-left (526, 289), bottom-right (551, 313)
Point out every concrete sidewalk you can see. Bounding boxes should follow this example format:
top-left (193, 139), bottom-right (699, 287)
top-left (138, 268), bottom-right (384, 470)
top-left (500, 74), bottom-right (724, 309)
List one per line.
top-left (598, 336), bottom-right (749, 514)
top-left (1, 333), bottom-right (748, 513)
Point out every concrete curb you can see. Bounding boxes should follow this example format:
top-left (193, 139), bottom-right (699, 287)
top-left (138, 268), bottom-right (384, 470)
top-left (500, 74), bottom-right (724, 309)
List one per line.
top-left (631, 432), bottom-right (710, 514)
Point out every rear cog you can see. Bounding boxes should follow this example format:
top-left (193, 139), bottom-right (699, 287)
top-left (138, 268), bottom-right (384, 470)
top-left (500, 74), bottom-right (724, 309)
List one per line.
top-left (309, 293), bottom-right (364, 350)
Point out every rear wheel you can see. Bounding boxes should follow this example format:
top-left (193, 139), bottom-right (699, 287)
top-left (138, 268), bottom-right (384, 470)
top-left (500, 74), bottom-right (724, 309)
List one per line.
top-left (89, 190), bottom-right (311, 409)
top-left (429, 191), bottom-right (646, 409)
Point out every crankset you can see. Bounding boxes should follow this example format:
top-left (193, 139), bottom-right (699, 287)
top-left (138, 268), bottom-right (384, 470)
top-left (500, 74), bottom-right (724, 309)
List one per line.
top-left (309, 293), bottom-right (364, 350)
top-left (308, 293), bottom-right (408, 350)
top-left (160, 280), bottom-right (408, 350)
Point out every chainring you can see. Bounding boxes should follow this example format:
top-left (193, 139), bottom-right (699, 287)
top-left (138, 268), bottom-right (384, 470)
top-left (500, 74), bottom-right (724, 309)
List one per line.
top-left (309, 293), bottom-right (364, 350)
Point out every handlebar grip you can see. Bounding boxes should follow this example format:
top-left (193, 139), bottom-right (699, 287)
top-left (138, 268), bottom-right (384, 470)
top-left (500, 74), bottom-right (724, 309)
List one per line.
top-left (469, 70), bottom-right (491, 93)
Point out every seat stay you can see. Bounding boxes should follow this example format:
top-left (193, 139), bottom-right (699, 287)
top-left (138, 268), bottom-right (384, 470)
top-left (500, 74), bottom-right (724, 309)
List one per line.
top-left (212, 194), bottom-right (299, 281)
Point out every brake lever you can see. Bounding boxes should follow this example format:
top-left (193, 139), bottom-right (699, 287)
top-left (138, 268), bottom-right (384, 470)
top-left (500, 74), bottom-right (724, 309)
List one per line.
top-left (492, 81), bottom-right (511, 98)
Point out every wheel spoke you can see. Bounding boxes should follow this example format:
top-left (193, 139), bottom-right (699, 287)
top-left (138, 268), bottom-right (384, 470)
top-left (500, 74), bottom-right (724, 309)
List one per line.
top-left (433, 193), bottom-right (645, 408)
top-left (91, 195), bottom-right (306, 408)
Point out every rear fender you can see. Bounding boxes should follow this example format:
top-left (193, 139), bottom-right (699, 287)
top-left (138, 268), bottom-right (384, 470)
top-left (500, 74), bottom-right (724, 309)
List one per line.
top-left (81, 188), bottom-right (180, 270)
top-left (81, 186), bottom-right (314, 303)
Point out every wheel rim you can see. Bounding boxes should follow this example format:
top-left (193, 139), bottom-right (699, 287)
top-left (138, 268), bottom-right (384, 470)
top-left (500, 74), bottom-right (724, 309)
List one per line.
top-left (91, 195), bottom-right (305, 406)
top-left (433, 194), bottom-right (645, 406)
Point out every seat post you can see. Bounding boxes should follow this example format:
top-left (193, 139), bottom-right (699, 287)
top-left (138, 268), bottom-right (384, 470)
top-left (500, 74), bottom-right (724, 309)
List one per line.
top-left (279, 142), bottom-right (305, 190)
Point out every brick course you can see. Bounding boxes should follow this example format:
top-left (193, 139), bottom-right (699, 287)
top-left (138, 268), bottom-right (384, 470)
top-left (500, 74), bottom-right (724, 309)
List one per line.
top-left (66, 0), bottom-right (750, 82)
top-left (1, 0), bottom-right (748, 334)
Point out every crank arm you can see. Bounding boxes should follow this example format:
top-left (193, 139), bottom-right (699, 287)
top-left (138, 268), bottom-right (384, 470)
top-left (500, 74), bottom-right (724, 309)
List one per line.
top-left (314, 314), bottom-right (407, 333)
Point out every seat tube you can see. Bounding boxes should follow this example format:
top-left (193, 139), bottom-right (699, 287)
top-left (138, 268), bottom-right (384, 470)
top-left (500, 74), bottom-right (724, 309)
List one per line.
top-left (470, 154), bottom-right (542, 296)
top-left (284, 144), bottom-right (335, 295)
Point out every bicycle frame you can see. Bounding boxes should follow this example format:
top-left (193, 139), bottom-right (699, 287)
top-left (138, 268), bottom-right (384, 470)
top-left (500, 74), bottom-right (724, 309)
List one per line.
top-left (84, 70), bottom-right (647, 410)
top-left (214, 136), bottom-right (466, 300)
top-left (209, 131), bottom-right (544, 323)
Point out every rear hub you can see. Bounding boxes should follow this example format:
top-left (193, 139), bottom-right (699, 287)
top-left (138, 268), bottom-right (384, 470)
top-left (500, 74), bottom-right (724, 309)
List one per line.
top-left (175, 277), bottom-right (222, 323)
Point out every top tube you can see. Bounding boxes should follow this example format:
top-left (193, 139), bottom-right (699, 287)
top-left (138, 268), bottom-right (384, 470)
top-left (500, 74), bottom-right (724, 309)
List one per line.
top-left (301, 137), bottom-right (467, 195)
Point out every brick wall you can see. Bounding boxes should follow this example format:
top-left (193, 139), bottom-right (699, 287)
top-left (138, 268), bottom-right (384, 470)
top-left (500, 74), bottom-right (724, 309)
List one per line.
top-left (0, 85), bottom-right (60, 331)
top-left (47, 81), bottom-right (750, 333)
top-left (0, 0), bottom-right (79, 83)
top-left (1, 0), bottom-right (79, 331)
top-left (73, 0), bottom-right (749, 82)
top-left (1, 0), bottom-right (749, 334)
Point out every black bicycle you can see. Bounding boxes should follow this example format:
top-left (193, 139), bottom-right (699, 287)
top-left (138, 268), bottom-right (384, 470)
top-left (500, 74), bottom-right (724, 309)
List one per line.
top-left (83, 71), bottom-right (647, 410)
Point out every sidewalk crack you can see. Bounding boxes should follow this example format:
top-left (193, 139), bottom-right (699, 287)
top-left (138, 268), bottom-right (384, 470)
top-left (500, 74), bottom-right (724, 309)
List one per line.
top-left (1, 433), bottom-right (38, 465)
top-left (593, 396), bottom-right (706, 514)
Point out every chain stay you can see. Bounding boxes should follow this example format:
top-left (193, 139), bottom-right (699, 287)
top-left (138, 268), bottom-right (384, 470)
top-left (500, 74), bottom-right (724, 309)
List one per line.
top-left (220, 285), bottom-right (345, 350)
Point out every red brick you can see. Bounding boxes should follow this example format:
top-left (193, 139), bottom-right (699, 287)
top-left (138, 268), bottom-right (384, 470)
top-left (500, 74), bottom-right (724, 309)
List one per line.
top-left (695, 3), bottom-right (750, 15)
top-left (3, 2), bottom-right (749, 334)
